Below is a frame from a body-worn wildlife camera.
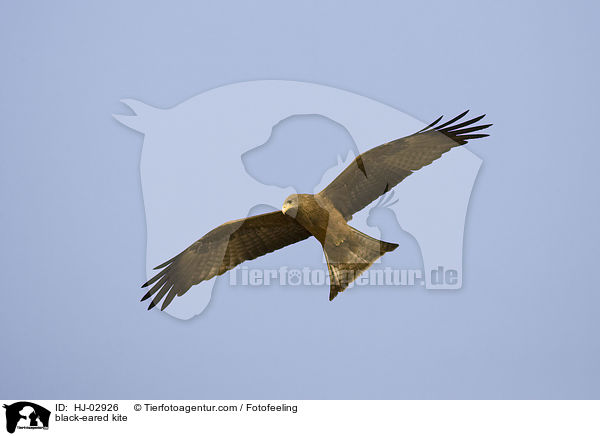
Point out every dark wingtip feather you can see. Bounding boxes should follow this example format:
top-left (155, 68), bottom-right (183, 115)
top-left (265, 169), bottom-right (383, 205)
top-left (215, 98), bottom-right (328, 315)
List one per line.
top-left (141, 268), bottom-right (167, 288)
top-left (416, 115), bottom-right (444, 133)
top-left (442, 114), bottom-right (485, 133)
top-left (429, 112), bottom-right (491, 143)
top-left (147, 284), bottom-right (172, 312)
top-left (460, 134), bottom-right (489, 140)
top-left (451, 124), bottom-right (493, 135)
top-left (160, 289), bottom-right (178, 311)
top-left (435, 110), bottom-right (470, 130)
top-left (140, 275), bottom-right (168, 302)
top-left (148, 293), bottom-right (163, 310)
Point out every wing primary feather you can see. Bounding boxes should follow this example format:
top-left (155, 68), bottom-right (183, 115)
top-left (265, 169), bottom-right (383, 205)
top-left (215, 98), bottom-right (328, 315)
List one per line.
top-left (441, 114), bottom-right (485, 133)
top-left (148, 282), bottom-right (173, 310)
top-left (141, 268), bottom-right (168, 288)
top-left (161, 287), bottom-right (179, 311)
top-left (450, 124), bottom-right (493, 135)
top-left (141, 275), bottom-right (168, 301)
top-left (434, 110), bottom-right (470, 130)
top-left (456, 133), bottom-right (489, 140)
top-left (416, 115), bottom-right (443, 133)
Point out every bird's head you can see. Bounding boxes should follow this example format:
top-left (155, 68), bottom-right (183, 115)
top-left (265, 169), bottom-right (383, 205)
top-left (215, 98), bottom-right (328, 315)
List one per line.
top-left (282, 194), bottom-right (299, 217)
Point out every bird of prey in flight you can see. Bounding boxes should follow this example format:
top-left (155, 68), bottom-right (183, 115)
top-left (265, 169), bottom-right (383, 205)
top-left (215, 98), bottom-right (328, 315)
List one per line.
top-left (141, 111), bottom-right (491, 310)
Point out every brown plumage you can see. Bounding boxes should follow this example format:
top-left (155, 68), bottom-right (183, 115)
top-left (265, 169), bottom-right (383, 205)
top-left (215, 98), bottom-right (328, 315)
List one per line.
top-left (141, 111), bottom-right (491, 310)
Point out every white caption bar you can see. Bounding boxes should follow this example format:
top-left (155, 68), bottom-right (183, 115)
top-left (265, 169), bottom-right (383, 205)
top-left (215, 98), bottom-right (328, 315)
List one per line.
top-left (1, 400), bottom-right (598, 436)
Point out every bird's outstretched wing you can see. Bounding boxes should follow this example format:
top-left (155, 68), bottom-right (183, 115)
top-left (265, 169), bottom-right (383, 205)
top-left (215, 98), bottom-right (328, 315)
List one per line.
top-left (141, 211), bottom-right (311, 310)
top-left (317, 111), bottom-right (492, 219)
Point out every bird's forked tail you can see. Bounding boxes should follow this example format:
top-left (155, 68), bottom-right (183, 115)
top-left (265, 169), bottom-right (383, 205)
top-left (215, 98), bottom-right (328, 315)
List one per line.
top-left (324, 225), bottom-right (398, 301)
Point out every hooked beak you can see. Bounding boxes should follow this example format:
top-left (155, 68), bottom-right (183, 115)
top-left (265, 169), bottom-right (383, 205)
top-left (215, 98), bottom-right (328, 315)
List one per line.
top-left (282, 203), bottom-right (297, 218)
